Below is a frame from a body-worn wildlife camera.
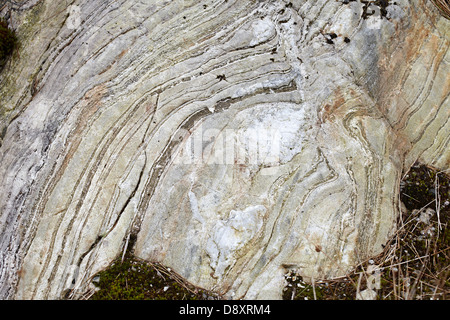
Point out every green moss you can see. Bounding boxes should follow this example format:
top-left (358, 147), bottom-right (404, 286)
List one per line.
top-left (401, 164), bottom-right (449, 212)
top-left (0, 18), bottom-right (17, 71)
top-left (283, 272), bottom-right (332, 300)
top-left (89, 252), bottom-right (217, 300)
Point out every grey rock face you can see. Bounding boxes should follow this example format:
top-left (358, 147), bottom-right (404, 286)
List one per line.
top-left (0, 0), bottom-right (448, 299)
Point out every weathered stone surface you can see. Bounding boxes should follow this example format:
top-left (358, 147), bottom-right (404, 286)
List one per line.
top-left (0, 0), bottom-right (448, 299)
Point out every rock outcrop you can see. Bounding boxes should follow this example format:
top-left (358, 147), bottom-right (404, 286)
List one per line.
top-left (0, 0), bottom-right (448, 299)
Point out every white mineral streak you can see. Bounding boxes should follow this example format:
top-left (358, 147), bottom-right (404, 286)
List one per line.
top-left (0, 0), bottom-right (448, 299)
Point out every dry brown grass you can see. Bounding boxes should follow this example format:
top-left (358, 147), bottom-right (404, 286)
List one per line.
top-left (431, 0), bottom-right (450, 19)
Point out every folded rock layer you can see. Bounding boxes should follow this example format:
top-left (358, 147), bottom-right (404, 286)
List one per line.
top-left (0, 0), bottom-right (448, 299)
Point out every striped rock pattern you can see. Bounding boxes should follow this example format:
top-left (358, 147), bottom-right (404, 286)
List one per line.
top-left (0, 0), bottom-right (448, 299)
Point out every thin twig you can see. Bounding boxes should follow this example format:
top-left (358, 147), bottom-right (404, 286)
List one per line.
top-left (435, 173), bottom-right (442, 231)
top-left (121, 233), bottom-right (130, 263)
top-left (407, 239), bottom-right (430, 300)
top-left (312, 277), bottom-right (317, 300)
top-left (402, 193), bottom-right (421, 203)
top-left (291, 286), bottom-right (296, 300)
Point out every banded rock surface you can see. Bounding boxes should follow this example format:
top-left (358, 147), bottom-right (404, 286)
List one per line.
top-left (0, 0), bottom-right (448, 299)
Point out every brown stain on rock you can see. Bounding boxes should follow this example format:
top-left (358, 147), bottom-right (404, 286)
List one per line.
top-left (321, 88), bottom-right (345, 123)
top-left (370, 3), bottom-right (448, 165)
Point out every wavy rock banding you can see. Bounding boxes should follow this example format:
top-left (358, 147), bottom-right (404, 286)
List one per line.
top-left (0, 0), bottom-right (448, 299)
